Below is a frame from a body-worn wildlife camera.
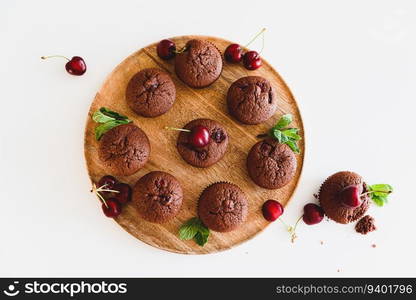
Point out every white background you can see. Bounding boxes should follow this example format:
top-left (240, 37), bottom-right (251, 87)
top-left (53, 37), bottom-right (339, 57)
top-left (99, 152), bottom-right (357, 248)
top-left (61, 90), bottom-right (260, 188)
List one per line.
top-left (1, 0), bottom-right (415, 277)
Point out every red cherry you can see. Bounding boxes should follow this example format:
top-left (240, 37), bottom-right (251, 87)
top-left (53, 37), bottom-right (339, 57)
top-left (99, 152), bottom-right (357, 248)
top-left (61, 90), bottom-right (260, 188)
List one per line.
top-left (188, 126), bottom-right (210, 148)
top-left (157, 39), bottom-right (176, 60)
top-left (262, 200), bottom-right (284, 222)
top-left (302, 203), bottom-right (324, 225)
top-left (243, 51), bottom-right (262, 70)
top-left (339, 185), bottom-right (362, 208)
top-left (224, 44), bottom-right (244, 63)
top-left (102, 198), bottom-right (122, 218)
top-left (113, 183), bottom-right (132, 204)
top-left (97, 175), bottom-right (118, 197)
top-left (41, 55), bottom-right (86, 76)
top-left (65, 56), bottom-right (86, 75)
top-left (98, 175), bottom-right (118, 190)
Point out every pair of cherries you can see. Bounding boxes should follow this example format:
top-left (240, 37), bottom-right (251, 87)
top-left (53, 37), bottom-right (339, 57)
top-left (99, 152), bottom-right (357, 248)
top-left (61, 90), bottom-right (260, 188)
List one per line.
top-left (94, 175), bottom-right (132, 218)
top-left (262, 200), bottom-right (324, 225)
top-left (224, 28), bottom-right (266, 70)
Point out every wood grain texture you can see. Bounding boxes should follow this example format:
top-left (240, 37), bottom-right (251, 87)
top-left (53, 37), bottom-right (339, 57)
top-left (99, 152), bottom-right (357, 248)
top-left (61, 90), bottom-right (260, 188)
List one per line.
top-left (84, 35), bottom-right (305, 254)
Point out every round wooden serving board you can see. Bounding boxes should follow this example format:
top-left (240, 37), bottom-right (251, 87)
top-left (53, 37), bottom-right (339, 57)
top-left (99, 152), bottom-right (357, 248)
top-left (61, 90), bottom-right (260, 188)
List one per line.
top-left (84, 35), bottom-right (305, 254)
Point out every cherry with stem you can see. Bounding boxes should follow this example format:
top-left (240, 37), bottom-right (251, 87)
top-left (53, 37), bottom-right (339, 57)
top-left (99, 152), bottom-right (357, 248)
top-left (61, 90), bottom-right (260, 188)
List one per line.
top-left (91, 183), bottom-right (119, 208)
top-left (41, 55), bottom-right (87, 76)
top-left (166, 126), bottom-right (210, 148)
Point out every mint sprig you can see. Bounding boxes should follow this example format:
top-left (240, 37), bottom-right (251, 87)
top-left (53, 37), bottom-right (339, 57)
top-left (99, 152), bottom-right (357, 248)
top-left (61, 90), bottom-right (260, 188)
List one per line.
top-left (367, 184), bottom-right (393, 207)
top-left (179, 217), bottom-right (210, 246)
top-left (92, 107), bottom-right (132, 140)
top-left (264, 114), bottom-right (301, 154)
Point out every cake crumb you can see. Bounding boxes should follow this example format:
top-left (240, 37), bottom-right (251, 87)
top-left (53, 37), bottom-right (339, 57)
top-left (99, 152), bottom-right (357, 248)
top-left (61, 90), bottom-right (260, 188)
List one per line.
top-left (371, 244), bottom-right (376, 248)
top-left (337, 269), bottom-right (340, 273)
top-left (320, 241), bottom-right (324, 245)
top-left (355, 215), bottom-right (376, 235)
top-left (313, 193), bottom-right (319, 200)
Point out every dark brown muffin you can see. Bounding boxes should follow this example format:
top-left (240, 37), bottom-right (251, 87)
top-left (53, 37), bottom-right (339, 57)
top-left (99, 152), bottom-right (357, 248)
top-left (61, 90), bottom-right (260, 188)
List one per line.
top-left (247, 139), bottom-right (296, 189)
top-left (176, 119), bottom-right (228, 168)
top-left (175, 39), bottom-right (223, 88)
top-left (227, 76), bottom-right (277, 125)
top-left (98, 123), bottom-right (150, 176)
top-left (133, 171), bottom-right (183, 223)
top-left (319, 171), bottom-right (370, 224)
top-left (126, 68), bottom-right (176, 117)
top-left (198, 182), bottom-right (248, 232)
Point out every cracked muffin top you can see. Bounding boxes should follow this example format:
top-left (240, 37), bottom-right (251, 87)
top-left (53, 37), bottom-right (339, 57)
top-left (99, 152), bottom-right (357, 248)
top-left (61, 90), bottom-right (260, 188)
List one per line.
top-left (133, 171), bottom-right (183, 224)
top-left (227, 76), bottom-right (277, 125)
top-left (176, 118), bottom-right (228, 168)
top-left (175, 39), bottom-right (223, 88)
top-left (319, 171), bottom-right (370, 224)
top-left (98, 123), bottom-right (150, 176)
top-left (247, 138), bottom-right (296, 189)
top-left (126, 68), bottom-right (176, 117)
top-left (198, 182), bottom-right (248, 232)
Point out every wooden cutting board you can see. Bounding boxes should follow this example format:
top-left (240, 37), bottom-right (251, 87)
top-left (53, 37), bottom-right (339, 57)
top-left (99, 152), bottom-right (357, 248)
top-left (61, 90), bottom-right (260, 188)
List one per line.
top-left (84, 35), bottom-right (305, 254)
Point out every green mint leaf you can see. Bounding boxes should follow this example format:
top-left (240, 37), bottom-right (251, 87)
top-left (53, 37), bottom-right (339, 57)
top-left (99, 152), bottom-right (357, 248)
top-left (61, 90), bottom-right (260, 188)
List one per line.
top-left (179, 218), bottom-right (200, 240)
top-left (194, 226), bottom-right (210, 246)
top-left (274, 114), bottom-right (293, 129)
top-left (99, 107), bottom-right (129, 120)
top-left (369, 184), bottom-right (393, 195)
top-left (371, 194), bottom-right (388, 207)
top-left (94, 119), bottom-right (131, 140)
top-left (92, 110), bottom-right (116, 123)
top-left (282, 128), bottom-right (301, 141)
top-left (178, 218), bottom-right (210, 246)
top-left (368, 184), bottom-right (393, 206)
top-left (271, 129), bottom-right (283, 143)
top-left (285, 140), bottom-right (300, 154)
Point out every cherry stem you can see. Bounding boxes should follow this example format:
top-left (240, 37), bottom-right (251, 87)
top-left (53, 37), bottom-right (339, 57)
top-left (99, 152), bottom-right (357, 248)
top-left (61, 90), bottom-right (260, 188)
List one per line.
top-left (41, 55), bottom-right (70, 61)
top-left (361, 190), bottom-right (391, 197)
top-left (165, 126), bottom-right (191, 133)
top-left (244, 28), bottom-right (266, 49)
top-left (290, 215), bottom-right (303, 243)
top-left (256, 133), bottom-right (270, 139)
top-left (91, 183), bottom-right (120, 209)
top-left (174, 46), bottom-right (187, 54)
top-left (259, 29), bottom-right (265, 55)
top-left (278, 215), bottom-right (303, 243)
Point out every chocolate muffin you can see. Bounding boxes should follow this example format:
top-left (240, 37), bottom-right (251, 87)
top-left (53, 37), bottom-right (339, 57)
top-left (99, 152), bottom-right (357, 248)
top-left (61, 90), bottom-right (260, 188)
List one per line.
top-left (319, 171), bottom-right (370, 224)
top-left (198, 182), bottom-right (248, 232)
top-left (177, 119), bottom-right (228, 168)
top-left (175, 39), bottom-right (223, 88)
top-left (126, 68), bottom-right (176, 117)
top-left (227, 76), bottom-right (277, 125)
top-left (98, 123), bottom-right (150, 176)
top-left (247, 138), bottom-right (296, 189)
top-left (133, 171), bottom-right (183, 223)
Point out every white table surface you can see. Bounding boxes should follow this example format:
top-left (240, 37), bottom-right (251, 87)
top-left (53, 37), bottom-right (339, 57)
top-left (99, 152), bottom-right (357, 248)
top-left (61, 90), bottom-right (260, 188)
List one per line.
top-left (1, 0), bottom-right (415, 277)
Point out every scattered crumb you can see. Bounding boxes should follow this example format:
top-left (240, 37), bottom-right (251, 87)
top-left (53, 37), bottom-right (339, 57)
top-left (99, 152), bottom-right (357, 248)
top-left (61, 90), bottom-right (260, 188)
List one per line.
top-left (313, 193), bottom-right (319, 200)
top-left (320, 241), bottom-right (324, 245)
top-left (355, 215), bottom-right (377, 235)
top-left (337, 269), bottom-right (340, 273)
top-left (371, 244), bottom-right (376, 248)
